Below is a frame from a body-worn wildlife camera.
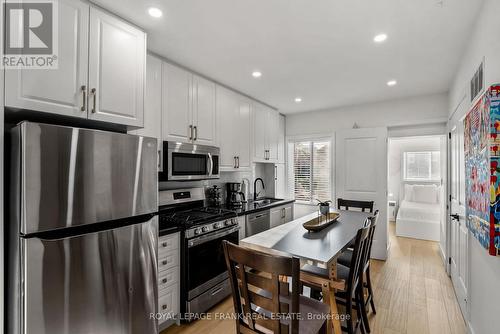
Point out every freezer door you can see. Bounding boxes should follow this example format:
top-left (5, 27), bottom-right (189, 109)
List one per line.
top-left (13, 122), bottom-right (158, 234)
top-left (20, 217), bottom-right (158, 334)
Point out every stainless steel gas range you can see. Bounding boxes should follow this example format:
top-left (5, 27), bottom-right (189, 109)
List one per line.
top-left (158, 188), bottom-right (238, 318)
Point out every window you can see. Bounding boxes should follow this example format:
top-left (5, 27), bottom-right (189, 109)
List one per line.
top-left (291, 140), bottom-right (331, 203)
top-left (404, 151), bottom-right (440, 181)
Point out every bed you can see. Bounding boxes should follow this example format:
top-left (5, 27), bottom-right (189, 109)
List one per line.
top-left (396, 184), bottom-right (442, 241)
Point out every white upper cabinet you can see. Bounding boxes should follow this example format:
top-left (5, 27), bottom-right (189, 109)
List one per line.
top-left (267, 109), bottom-right (279, 161)
top-left (162, 62), bottom-right (192, 143)
top-left (253, 103), bottom-right (267, 161)
top-left (192, 75), bottom-right (216, 145)
top-left (237, 100), bottom-right (251, 169)
top-left (216, 86), bottom-right (238, 169)
top-left (130, 54), bottom-right (162, 170)
top-left (216, 86), bottom-right (251, 170)
top-left (4, 0), bottom-right (146, 128)
top-left (5, 0), bottom-right (89, 118)
top-left (278, 114), bottom-right (286, 163)
top-left (162, 63), bottom-right (216, 145)
top-left (253, 103), bottom-right (279, 162)
top-left (88, 7), bottom-right (145, 126)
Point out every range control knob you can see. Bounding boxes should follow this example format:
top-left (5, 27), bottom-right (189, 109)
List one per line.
top-left (225, 220), bottom-right (231, 226)
top-left (202, 226), bottom-right (209, 233)
top-left (194, 228), bottom-right (202, 235)
top-left (213, 222), bottom-right (221, 229)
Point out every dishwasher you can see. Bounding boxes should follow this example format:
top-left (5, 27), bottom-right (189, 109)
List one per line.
top-left (245, 210), bottom-right (270, 237)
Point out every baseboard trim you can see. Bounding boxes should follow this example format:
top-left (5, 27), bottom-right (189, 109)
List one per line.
top-left (439, 243), bottom-right (447, 270)
top-left (468, 321), bottom-right (475, 334)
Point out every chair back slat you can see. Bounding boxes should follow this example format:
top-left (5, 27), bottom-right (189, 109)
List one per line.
top-left (346, 219), bottom-right (371, 294)
top-left (337, 198), bottom-right (374, 213)
top-left (223, 241), bottom-right (300, 334)
top-left (364, 210), bottom-right (379, 266)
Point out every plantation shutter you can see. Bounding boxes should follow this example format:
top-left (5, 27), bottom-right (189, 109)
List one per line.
top-left (293, 142), bottom-right (312, 201)
top-left (312, 141), bottom-right (331, 202)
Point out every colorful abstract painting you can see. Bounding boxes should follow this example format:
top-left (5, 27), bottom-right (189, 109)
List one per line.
top-left (465, 84), bottom-right (500, 256)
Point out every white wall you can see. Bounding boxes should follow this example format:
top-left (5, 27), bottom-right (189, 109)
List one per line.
top-left (447, 1), bottom-right (500, 334)
top-left (286, 92), bottom-right (449, 137)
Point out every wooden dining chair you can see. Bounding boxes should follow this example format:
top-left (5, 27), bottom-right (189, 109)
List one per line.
top-left (223, 241), bottom-right (330, 334)
top-left (301, 219), bottom-right (372, 334)
top-left (338, 211), bottom-right (379, 320)
top-left (337, 198), bottom-right (374, 213)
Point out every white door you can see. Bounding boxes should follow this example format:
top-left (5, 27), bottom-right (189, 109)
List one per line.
top-left (237, 100), bottom-right (252, 169)
top-left (162, 63), bottom-right (193, 143)
top-left (192, 75), bottom-right (216, 145)
top-left (5, 0), bottom-right (89, 118)
top-left (270, 207), bottom-right (283, 228)
top-left (336, 127), bottom-right (388, 260)
top-left (130, 54), bottom-right (163, 170)
top-left (216, 87), bottom-right (238, 169)
top-left (253, 103), bottom-right (267, 161)
top-left (88, 7), bottom-right (145, 126)
top-left (449, 121), bottom-right (468, 317)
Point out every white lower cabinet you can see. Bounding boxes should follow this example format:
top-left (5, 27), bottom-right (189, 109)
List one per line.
top-left (270, 203), bottom-right (294, 228)
top-left (158, 232), bottom-right (180, 329)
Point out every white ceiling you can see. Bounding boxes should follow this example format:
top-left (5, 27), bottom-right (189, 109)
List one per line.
top-left (93, 0), bottom-right (484, 114)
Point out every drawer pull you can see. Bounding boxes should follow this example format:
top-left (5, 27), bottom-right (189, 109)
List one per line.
top-left (162, 278), bottom-right (168, 283)
top-left (162, 260), bottom-right (168, 265)
top-left (162, 305), bottom-right (167, 310)
top-left (162, 242), bottom-right (168, 247)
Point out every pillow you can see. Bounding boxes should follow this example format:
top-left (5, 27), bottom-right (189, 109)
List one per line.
top-left (413, 184), bottom-right (438, 204)
top-left (404, 184), bottom-right (414, 201)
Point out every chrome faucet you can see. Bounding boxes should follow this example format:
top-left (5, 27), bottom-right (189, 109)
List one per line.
top-left (254, 178), bottom-right (265, 201)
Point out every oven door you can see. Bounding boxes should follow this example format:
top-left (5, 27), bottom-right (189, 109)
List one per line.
top-left (185, 226), bottom-right (239, 299)
top-left (162, 142), bottom-right (220, 181)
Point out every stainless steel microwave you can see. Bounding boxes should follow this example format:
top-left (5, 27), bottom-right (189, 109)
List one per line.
top-left (159, 142), bottom-right (220, 181)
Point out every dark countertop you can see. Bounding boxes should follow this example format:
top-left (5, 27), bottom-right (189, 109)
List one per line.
top-left (219, 198), bottom-right (295, 216)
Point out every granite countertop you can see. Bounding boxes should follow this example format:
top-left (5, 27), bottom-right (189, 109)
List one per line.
top-left (221, 198), bottom-right (295, 216)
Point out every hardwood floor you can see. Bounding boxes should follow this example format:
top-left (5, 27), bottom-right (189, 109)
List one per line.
top-left (162, 222), bottom-right (466, 334)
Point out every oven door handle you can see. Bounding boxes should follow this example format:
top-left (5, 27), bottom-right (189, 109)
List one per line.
top-left (207, 153), bottom-right (213, 177)
top-left (188, 226), bottom-right (240, 248)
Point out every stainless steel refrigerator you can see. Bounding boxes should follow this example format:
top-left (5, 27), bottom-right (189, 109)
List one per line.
top-left (6, 122), bottom-right (159, 334)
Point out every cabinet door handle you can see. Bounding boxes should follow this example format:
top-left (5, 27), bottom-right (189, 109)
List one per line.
top-left (162, 242), bottom-right (168, 247)
top-left (193, 126), bottom-right (198, 141)
top-left (158, 150), bottom-right (162, 169)
top-left (234, 156), bottom-right (237, 169)
top-left (162, 260), bottom-right (168, 265)
top-left (90, 88), bottom-right (96, 113)
top-left (189, 125), bottom-right (193, 140)
top-left (236, 156), bottom-right (240, 168)
top-left (80, 85), bottom-right (86, 111)
top-left (162, 278), bottom-right (168, 283)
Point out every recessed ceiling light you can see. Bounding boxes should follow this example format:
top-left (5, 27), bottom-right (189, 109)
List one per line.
top-left (252, 71), bottom-right (262, 78)
top-left (374, 33), bottom-right (388, 43)
top-left (387, 80), bottom-right (397, 86)
top-left (148, 7), bottom-right (163, 18)
top-left (294, 97), bottom-right (302, 103)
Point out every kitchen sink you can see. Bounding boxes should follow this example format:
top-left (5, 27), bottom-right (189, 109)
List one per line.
top-left (251, 198), bottom-right (284, 207)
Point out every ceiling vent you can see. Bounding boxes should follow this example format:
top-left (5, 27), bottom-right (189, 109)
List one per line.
top-left (471, 60), bottom-right (484, 102)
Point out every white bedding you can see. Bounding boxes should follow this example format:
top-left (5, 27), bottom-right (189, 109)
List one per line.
top-left (397, 200), bottom-right (441, 222)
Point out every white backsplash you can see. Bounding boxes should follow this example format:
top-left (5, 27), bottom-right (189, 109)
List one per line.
top-left (158, 163), bottom-right (277, 200)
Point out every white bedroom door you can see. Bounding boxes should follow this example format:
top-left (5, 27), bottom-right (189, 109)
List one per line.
top-left (336, 127), bottom-right (388, 260)
top-left (449, 121), bottom-right (468, 318)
